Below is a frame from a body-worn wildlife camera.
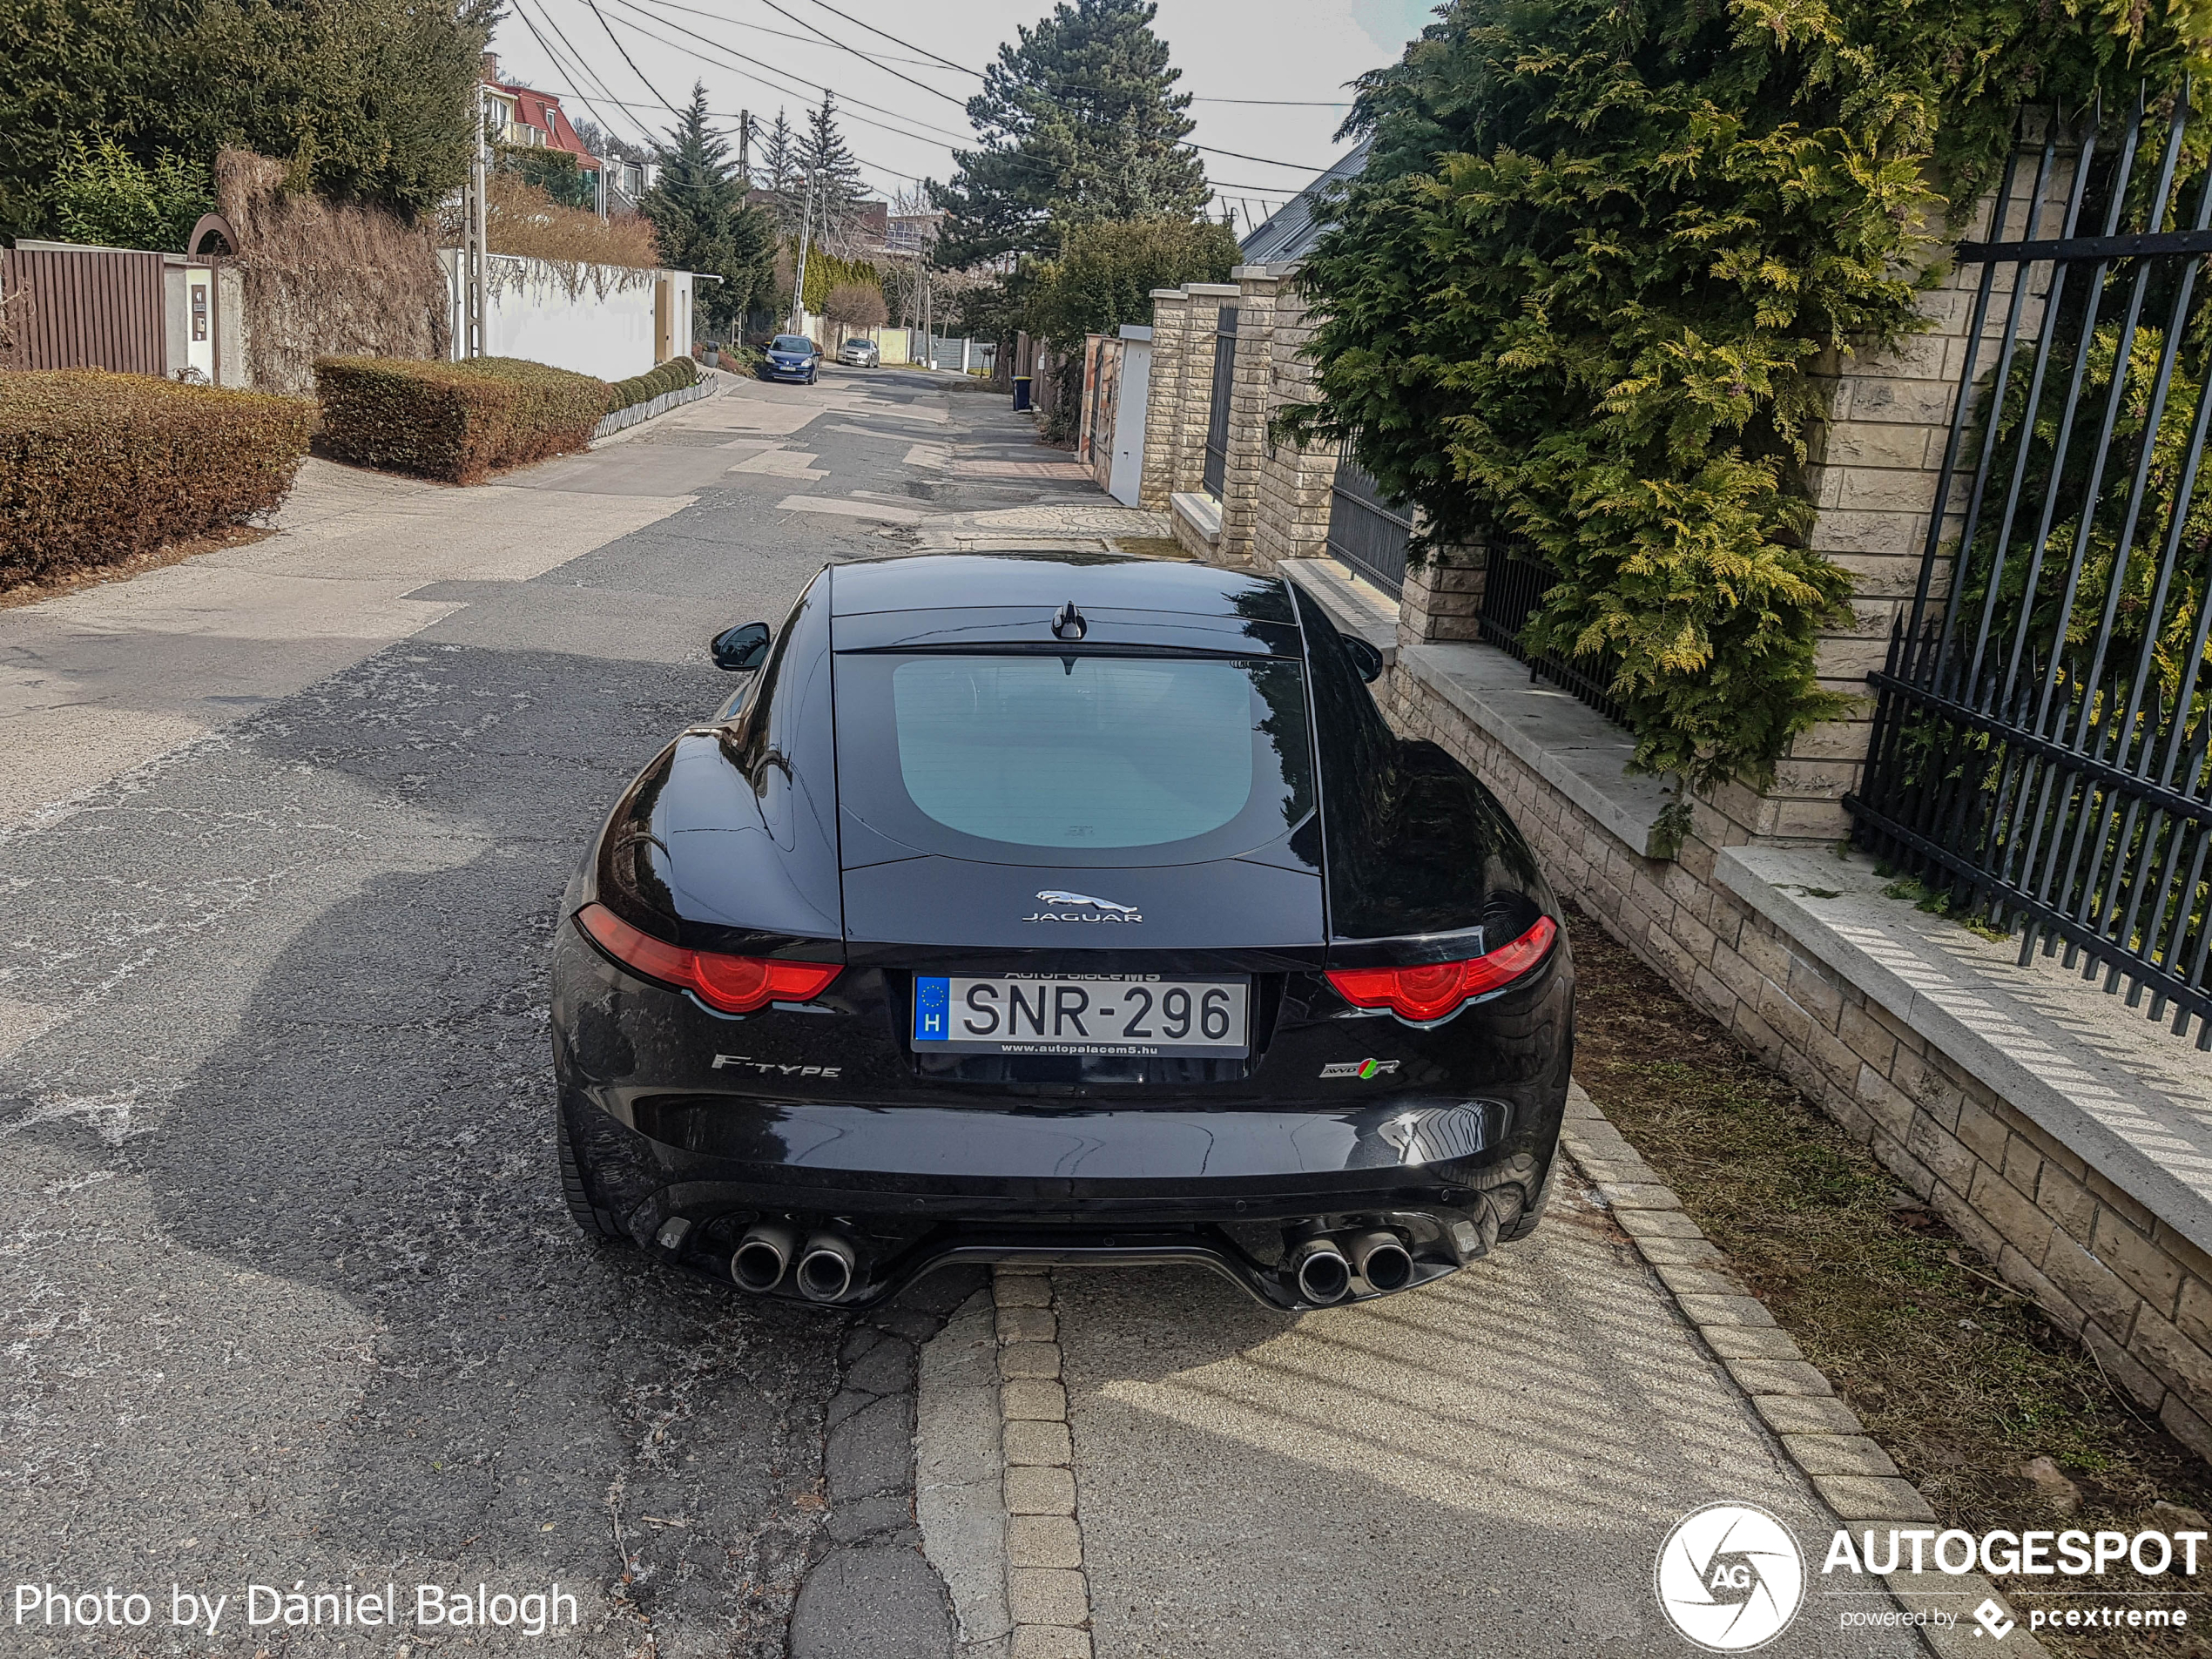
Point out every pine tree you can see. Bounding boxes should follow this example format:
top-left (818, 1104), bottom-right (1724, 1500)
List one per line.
top-left (640, 83), bottom-right (776, 333)
top-left (932, 0), bottom-right (1208, 269)
top-left (798, 94), bottom-right (870, 250)
top-left (759, 110), bottom-right (801, 233)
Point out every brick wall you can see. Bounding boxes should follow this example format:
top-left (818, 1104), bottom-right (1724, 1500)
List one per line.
top-left (1379, 653), bottom-right (2212, 1461)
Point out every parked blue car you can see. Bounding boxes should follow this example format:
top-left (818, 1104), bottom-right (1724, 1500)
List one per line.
top-left (760, 334), bottom-right (820, 385)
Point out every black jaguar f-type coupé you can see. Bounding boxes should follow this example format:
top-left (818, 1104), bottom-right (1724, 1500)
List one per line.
top-left (550, 553), bottom-right (1572, 1310)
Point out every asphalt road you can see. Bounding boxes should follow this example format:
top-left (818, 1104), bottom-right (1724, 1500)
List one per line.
top-left (3, 368), bottom-right (1931, 1659)
top-left (0, 365), bottom-right (1094, 1656)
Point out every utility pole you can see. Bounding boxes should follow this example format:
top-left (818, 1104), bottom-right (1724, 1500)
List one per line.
top-left (465, 81), bottom-right (488, 359)
top-left (790, 165), bottom-right (817, 336)
top-left (738, 111), bottom-right (752, 185)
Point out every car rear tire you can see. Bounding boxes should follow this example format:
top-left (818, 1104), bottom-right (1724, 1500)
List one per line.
top-left (1498, 1153), bottom-right (1556, 1242)
top-left (558, 1113), bottom-right (627, 1244)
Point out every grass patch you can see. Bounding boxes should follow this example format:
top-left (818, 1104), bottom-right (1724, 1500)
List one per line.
top-left (1565, 908), bottom-right (2212, 1656)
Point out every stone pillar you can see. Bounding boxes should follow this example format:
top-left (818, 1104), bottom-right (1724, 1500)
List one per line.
top-left (1251, 277), bottom-right (1343, 571)
top-left (1137, 289), bottom-right (1188, 509)
top-left (1397, 539), bottom-right (1486, 648)
top-left (1703, 165), bottom-right (2067, 843)
top-left (1216, 266), bottom-right (1279, 562)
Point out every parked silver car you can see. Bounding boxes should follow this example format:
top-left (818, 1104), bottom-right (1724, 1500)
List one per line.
top-left (837, 337), bottom-right (880, 368)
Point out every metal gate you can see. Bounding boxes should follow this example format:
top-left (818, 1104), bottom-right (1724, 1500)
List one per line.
top-left (1201, 307), bottom-right (1238, 499)
top-left (1325, 455), bottom-right (1412, 596)
top-left (0, 245), bottom-right (166, 374)
top-left (1846, 96), bottom-right (2212, 1047)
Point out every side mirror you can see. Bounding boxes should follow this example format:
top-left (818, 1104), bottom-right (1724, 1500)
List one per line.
top-left (711, 622), bottom-right (772, 671)
top-left (1342, 636), bottom-right (1386, 685)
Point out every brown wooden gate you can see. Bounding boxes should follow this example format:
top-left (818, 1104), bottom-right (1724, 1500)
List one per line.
top-left (1, 246), bottom-right (166, 374)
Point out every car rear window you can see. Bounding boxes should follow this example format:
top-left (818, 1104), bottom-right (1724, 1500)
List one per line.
top-left (836, 652), bottom-right (1313, 860)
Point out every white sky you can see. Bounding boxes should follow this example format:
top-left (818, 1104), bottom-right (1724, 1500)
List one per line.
top-left (489, 0), bottom-right (1440, 233)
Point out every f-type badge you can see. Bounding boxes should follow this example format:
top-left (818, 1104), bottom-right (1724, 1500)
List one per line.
top-left (1022, 889), bottom-right (1143, 924)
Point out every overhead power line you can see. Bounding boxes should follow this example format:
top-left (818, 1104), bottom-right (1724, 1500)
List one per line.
top-left (777, 0), bottom-right (1343, 157)
top-left (609, 0), bottom-right (1329, 173)
top-left (514, 0), bottom-right (665, 151)
top-left (583, 0), bottom-right (687, 116)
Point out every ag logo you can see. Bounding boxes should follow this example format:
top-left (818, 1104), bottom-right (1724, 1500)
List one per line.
top-left (1655, 1502), bottom-right (1804, 1651)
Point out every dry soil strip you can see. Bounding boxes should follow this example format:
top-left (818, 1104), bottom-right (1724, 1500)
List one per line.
top-left (1558, 1080), bottom-right (2053, 1658)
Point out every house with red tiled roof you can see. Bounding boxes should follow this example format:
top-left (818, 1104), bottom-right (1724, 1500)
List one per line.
top-left (481, 54), bottom-right (601, 177)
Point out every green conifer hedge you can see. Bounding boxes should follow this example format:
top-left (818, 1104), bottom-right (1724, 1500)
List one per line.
top-left (1285, 0), bottom-right (2203, 799)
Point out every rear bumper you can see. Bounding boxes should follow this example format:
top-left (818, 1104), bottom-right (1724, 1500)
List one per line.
top-left (560, 1082), bottom-right (1556, 1308)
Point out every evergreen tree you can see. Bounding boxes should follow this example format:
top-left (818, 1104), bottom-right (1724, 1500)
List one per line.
top-left (759, 109), bottom-right (801, 232)
top-left (1, 0), bottom-right (501, 242)
top-left (931, 0), bottom-right (1207, 268)
top-left (797, 94), bottom-right (870, 250)
top-left (640, 83), bottom-right (776, 334)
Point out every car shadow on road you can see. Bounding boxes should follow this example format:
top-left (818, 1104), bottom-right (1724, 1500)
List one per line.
top-left (0, 639), bottom-right (948, 1657)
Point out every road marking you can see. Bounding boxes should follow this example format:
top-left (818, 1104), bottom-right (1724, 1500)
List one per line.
top-left (772, 496), bottom-right (923, 524)
top-left (729, 449), bottom-right (826, 478)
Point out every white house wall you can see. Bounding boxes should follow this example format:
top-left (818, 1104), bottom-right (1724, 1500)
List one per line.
top-left (438, 251), bottom-right (663, 381)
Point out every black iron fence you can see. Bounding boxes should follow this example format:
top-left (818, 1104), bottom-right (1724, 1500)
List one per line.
top-left (1476, 537), bottom-right (1632, 727)
top-left (1201, 306), bottom-right (1238, 499)
top-left (1846, 97), bottom-right (2212, 1048)
top-left (1325, 456), bottom-right (1413, 595)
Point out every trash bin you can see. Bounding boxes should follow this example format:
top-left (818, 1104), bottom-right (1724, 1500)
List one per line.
top-left (1013, 375), bottom-right (1033, 412)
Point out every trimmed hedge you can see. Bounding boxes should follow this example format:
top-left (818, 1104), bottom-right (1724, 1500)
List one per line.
top-left (314, 355), bottom-right (609, 484)
top-left (1, 371), bottom-right (313, 588)
top-left (608, 355), bottom-right (698, 415)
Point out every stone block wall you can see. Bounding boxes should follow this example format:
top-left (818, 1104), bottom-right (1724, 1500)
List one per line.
top-left (1137, 289), bottom-right (1189, 510)
top-left (1136, 266), bottom-right (1345, 572)
top-left (1218, 269), bottom-right (1277, 560)
top-left (1399, 541), bottom-right (1485, 645)
top-left (1742, 180), bottom-right (2064, 845)
top-left (1379, 651), bottom-right (2212, 1462)
top-left (1247, 268), bottom-right (1343, 573)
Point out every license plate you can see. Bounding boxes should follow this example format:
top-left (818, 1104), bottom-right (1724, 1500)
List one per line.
top-left (912, 974), bottom-right (1249, 1057)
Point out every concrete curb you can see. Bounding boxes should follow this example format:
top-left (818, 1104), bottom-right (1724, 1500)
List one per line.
top-left (917, 1290), bottom-right (1015, 1657)
top-left (1559, 1081), bottom-right (2051, 1659)
top-left (589, 373), bottom-right (718, 443)
top-left (994, 1267), bottom-right (1094, 1659)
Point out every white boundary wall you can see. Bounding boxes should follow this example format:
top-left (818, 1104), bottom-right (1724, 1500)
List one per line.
top-left (438, 252), bottom-right (691, 380)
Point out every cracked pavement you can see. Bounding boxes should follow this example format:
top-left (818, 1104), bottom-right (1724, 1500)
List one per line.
top-left (0, 366), bottom-right (1089, 1656)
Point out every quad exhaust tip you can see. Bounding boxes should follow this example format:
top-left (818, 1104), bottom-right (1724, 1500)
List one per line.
top-left (1289, 1238), bottom-right (1352, 1305)
top-left (732, 1223), bottom-right (798, 1292)
top-left (1347, 1230), bottom-right (1415, 1293)
top-left (796, 1231), bottom-right (858, 1302)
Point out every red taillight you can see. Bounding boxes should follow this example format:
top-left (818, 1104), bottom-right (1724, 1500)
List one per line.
top-left (577, 903), bottom-right (840, 1014)
top-left (1325, 915), bottom-right (1558, 1023)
